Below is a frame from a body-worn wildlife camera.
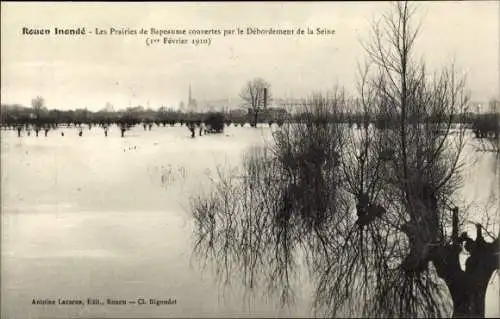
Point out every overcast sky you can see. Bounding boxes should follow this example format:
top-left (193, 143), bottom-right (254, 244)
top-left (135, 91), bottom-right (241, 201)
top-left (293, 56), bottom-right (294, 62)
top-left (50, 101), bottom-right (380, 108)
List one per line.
top-left (1, 1), bottom-right (498, 111)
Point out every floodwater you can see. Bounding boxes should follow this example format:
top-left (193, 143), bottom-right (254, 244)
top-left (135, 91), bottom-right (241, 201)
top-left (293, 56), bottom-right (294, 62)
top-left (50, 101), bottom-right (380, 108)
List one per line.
top-left (1, 125), bottom-right (498, 318)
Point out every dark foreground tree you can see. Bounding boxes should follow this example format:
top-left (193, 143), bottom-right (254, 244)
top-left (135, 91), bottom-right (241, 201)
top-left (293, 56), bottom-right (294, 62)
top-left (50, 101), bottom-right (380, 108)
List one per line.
top-left (191, 90), bottom-right (348, 307)
top-left (324, 1), bottom-right (499, 315)
top-left (190, 2), bottom-right (499, 318)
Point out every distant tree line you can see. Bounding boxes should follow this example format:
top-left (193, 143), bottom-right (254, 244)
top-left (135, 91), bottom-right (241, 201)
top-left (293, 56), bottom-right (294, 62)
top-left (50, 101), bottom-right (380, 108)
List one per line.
top-left (0, 103), bottom-right (289, 129)
top-left (0, 101), bottom-right (497, 139)
top-left (472, 112), bottom-right (499, 139)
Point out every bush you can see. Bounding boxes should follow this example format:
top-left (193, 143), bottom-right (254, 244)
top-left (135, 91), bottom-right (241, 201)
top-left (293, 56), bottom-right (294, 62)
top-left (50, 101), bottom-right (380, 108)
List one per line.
top-left (204, 112), bottom-right (225, 133)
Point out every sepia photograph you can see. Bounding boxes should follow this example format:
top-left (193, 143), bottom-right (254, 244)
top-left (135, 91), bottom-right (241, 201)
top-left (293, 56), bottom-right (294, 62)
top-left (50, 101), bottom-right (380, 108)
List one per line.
top-left (1, 1), bottom-right (499, 318)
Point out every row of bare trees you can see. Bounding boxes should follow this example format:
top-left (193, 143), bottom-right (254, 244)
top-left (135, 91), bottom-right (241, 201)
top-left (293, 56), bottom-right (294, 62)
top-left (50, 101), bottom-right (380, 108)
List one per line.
top-left (190, 2), bottom-right (498, 318)
top-left (2, 90), bottom-right (491, 132)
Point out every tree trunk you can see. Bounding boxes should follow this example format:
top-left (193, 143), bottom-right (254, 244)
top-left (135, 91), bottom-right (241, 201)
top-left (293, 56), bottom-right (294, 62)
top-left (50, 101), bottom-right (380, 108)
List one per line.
top-left (431, 213), bottom-right (499, 318)
top-left (253, 110), bottom-right (259, 128)
top-left (447, 271), bottom-right (490, 318)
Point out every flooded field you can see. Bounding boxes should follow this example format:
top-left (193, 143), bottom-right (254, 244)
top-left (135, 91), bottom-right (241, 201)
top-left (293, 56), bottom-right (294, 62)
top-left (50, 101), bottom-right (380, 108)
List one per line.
top-left (1, 125), bottom-right (498, 318)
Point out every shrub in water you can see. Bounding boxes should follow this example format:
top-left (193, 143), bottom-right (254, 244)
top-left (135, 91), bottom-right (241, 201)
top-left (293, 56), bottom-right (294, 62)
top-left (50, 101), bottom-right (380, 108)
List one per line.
top-left (204, 112), bottom-right (225, 133)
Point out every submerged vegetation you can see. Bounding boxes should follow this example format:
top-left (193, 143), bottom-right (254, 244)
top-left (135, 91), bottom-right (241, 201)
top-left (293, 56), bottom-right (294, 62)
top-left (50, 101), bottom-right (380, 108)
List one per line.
top-left (1, 99), bottom-right (496, 137)
top-left (189, 2), bottom-right (499, 318)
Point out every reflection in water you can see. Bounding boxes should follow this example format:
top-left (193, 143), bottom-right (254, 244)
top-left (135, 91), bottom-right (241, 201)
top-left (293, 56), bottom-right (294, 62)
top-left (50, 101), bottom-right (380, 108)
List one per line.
top-left (153, 164), bottom-right (188, 189)
top-left (188, 129), bottom-right (500, 318)
top-left (1, 126), bottom-right (498, 318)
top-left (1, 126), bottom-right (313, 319)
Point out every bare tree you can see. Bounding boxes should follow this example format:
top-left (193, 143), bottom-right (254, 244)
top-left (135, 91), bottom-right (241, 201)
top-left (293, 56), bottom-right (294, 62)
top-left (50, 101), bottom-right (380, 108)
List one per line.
top-left (317, 2), bottom-right (498, 317)
top-left (240, 78), bottom-right (273, 127)
top-left (31, 96), bottom-right (46, 121)
top-left (190, 2), bottom-right (498, 318)
top-left (191, 90), bottom-right (348, 307)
